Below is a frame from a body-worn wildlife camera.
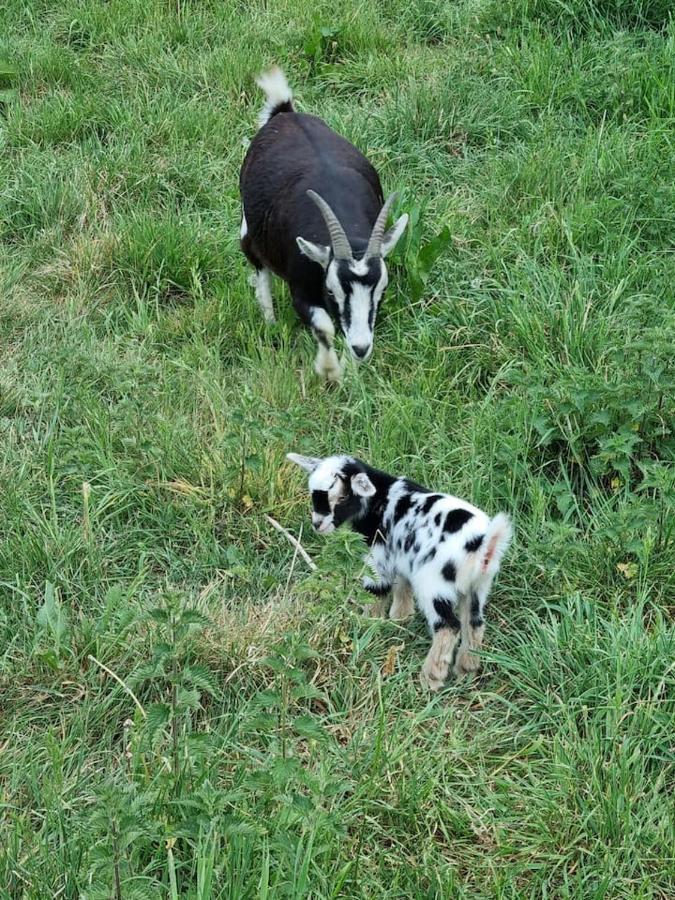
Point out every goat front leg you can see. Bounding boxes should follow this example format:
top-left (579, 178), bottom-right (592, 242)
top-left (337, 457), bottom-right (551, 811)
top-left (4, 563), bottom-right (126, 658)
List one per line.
top-left (362, 577), bottom-right (392, 618)
top-left (454, 590), bottom-right (486, 677)
top-left (389, 578), bottom-right (415, 621)
top-left (310, 308), bottom-right (342, 382)
top-left (291, 290), bottom-right (342, 382)
top-left (361, 548), bottom-right (393, 617)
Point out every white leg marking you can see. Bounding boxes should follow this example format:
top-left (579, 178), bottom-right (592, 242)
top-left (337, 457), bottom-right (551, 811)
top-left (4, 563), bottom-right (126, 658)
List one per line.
top-left (310, 307), bottom-right (334, 339)
top-left (311, 308), bottom-right (342, 381)
top-left (240, 213), bottom-right (248, 239)
top-left (315, 346), bottom-right (342, 382)
top-left (252, 269), bottom-right (275, 324)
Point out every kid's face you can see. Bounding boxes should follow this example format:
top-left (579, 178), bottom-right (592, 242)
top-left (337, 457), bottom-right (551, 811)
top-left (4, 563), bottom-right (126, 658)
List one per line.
top-left (286, 453), bottom-right (376, 533)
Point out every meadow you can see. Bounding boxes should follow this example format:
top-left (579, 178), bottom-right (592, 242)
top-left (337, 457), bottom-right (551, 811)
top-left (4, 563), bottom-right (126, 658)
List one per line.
top-left (1, 1), bottom-right (674, 897)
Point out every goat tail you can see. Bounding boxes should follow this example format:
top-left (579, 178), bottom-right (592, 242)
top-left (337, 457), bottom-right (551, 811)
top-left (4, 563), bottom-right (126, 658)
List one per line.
top-left (479, 512), bottom-right (512, 578)
top-left (458, 512), bottom-right (512, 591)
top-left (256, 67), bottom-right (294, 128)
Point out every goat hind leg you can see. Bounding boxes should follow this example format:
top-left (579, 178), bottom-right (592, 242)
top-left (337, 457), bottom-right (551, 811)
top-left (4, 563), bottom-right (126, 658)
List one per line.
top-left (419, 596), bottom-right (460, 691)
top-left (248, 268), bottom-right (275, 323)
top-left (454, 590), bottom-right (485, 677)
top-left (420, 627), bottom-right (460, 691)
top-left (241, 222), bottom-right (275, 324)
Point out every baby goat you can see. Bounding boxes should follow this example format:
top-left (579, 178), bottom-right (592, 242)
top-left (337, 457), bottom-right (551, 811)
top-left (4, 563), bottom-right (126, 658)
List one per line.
top-left (287, 453), bottom-right (512, 690)
top-left (240, 69), bottom-right (408, 380)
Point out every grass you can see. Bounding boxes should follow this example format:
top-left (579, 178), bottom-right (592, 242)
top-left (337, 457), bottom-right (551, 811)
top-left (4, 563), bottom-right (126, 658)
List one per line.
top-left (1, 0), bottom-right (674, 896)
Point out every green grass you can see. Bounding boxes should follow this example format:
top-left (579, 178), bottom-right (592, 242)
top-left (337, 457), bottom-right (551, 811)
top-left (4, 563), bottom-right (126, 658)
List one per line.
top-left (1, 1), bottom-right (674, 897)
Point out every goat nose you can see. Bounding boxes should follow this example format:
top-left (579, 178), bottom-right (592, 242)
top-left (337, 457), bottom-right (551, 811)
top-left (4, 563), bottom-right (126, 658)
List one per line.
top-left (351, 344), bottom-right (371, 360)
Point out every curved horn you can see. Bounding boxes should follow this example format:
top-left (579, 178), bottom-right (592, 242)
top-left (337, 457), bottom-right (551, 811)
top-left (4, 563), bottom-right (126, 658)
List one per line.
top-left (365, 192), bottom-right (398, 259)
top-left (306, 190), bottom-right (352, 260)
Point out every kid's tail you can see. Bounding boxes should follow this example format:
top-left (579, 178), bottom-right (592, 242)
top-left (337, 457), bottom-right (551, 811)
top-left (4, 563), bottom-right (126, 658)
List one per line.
top-left (256, 67), bottom-right (294, 128)
top-left (477, 513), bottom-right (512, 579)
top-left (458, 512), bottom-right (512, 591)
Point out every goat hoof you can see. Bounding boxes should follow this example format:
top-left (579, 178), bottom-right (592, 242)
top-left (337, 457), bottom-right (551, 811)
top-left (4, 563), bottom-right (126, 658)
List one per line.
top-left (419, 662), bottom-right (447, 692)
top-left (454, 649), bottom-right (481, 678)
top-left (315, 361), bottom-right (342, 382)
top-left (390, 610), bottom-right (414, 622)
top-left (361, 600), bottom-right (388, 617)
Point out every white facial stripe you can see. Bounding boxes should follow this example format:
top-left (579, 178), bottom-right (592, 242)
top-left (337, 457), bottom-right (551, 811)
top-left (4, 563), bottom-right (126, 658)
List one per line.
top-left (308, 456), bottom-right (349, 492)
top-left (347, 283), bottom-right (375, 347)
top-left (324, 260), bottom-right (388, 356)
top-left (349, 258), bottom-right (369, 277)
top-left (308, 458), bottom-right (348, 533)
top-left (346, 265), bottom-right (387, 352)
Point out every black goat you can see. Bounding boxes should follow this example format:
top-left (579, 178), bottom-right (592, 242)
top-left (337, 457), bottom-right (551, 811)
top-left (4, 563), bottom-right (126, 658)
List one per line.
top-left (240, 69), bottom-right (408, 380)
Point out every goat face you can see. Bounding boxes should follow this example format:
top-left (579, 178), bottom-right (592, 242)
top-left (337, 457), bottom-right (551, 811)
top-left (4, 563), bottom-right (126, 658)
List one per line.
top-left (297, 191), bottom-right (408, 362)
top-left (325, 255), bottom-right (387, 362)
top-left (286, 453), bottom-right (376, 533)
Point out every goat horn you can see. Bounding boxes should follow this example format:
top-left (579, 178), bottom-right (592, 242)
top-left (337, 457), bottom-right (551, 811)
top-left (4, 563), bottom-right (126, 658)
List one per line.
top-left (306, 190), bottom-right (352, 260)
top-left (365, 192), bottom-right (398, 259)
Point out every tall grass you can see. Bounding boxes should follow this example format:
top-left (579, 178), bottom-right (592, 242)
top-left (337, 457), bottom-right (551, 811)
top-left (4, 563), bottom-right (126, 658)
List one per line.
top-left (1, 1), bottom-right (673, 896)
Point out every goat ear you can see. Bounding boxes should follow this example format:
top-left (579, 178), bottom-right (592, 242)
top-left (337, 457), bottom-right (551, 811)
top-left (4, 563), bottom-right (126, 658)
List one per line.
top-left (381, 213), bottom-right (409, 258)
top-left (286, 452), bottom-right (321, 473)
top-left (296, 237), bottom-right (331, 269)
top-left (351, 472), bottom-right (376, 498)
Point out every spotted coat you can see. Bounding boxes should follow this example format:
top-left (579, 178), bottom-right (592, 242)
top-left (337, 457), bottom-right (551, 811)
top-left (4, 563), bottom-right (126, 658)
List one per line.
top-left (287, 453), bottom-right (512, 690)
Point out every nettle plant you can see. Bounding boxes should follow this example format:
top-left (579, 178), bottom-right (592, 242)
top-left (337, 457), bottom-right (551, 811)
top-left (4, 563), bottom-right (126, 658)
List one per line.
top-left (131, 595), bottom-right (218, 769)
top-left (244, 633), bottom-right (344, 819)
top-left (303, 24), bottom-right (341, 70)
top-left (399, 202), bottom-right (453, 302)
top-left (220, 389), bottom-right (299, 509)
top-left (0, 62), bottom-right (17, 119)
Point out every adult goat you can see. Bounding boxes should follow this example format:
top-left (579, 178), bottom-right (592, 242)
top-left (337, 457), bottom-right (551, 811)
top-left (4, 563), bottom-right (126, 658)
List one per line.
top-left (240, 69), bottom-right (408, 380)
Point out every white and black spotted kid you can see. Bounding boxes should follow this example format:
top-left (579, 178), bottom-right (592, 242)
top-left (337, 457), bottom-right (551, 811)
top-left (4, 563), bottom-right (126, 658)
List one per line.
top-left (287, 453), bottom-right (512, 690)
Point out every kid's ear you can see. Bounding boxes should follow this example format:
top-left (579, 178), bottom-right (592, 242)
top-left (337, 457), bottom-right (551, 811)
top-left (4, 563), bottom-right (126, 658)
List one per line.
top-left (351, 472), bottom-right (376, 497)
top-left (286, 453), bottom-right (321, 474)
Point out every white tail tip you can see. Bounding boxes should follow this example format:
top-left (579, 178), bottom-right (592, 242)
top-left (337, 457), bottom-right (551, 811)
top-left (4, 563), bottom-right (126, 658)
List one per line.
top-left (256, 67), bottom-right (293, 128)
top-left (479, 512), bottom-right (512, 578)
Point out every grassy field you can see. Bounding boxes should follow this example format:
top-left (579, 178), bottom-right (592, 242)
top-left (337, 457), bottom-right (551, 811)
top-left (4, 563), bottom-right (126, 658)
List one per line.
top-left (1, 0), bottom-right (674, 896)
